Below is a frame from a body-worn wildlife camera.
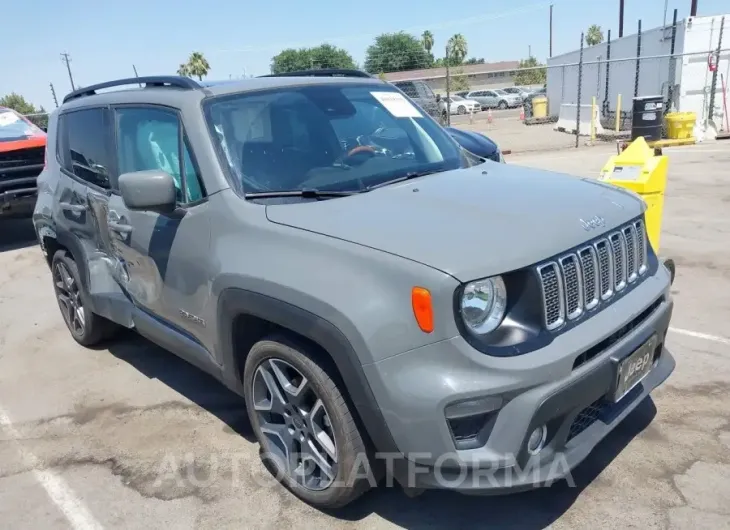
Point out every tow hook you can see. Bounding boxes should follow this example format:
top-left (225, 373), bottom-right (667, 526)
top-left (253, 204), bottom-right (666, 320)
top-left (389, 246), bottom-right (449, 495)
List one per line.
top-left (661, 257), bottom-right (676, 285)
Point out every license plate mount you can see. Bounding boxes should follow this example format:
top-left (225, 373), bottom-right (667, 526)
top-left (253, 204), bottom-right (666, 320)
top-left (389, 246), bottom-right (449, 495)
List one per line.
top-left (612, 334), bottom-right (659, 403)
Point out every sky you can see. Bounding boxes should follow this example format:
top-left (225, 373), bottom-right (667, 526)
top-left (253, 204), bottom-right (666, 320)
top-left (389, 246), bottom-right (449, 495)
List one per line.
top-left (3, 0), bottom-right (728, 110)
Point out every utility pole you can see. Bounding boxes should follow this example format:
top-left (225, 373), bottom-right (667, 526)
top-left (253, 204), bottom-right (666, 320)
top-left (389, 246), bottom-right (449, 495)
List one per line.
top-left (60, 52), bottom-right (76, 91)
top-left (619, 0), bottom-right (625, 38)
top-left (49, 83), bottom-right (58, 108)
top-left (549, 4), bottom-right (553, 58)
top-left (690, 0), bottom-right (698, 16)
top-left (528, 44), bottom-right (532, 58)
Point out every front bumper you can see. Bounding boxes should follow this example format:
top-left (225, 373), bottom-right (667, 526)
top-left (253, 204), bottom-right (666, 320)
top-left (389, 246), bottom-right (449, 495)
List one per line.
top-left (0, 189), bottom-right (38, 218)
top-left (363, 264), bottom-right (674, 492)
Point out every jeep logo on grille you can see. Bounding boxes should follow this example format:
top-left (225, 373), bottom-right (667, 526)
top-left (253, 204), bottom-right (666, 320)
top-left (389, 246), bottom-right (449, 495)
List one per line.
top-left (580, 216), bottom-right (606, 231)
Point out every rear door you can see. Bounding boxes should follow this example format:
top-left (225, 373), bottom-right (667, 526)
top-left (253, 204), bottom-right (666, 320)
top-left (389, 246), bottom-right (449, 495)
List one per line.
top-left (57, 107), bottom-right (134, 326)
top-left (104, 104), bottom-right (213, 350)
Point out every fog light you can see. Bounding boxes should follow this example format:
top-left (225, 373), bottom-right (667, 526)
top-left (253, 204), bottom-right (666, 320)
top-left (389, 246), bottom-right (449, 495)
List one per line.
top-left (527, 425), bottom-right (547, 455)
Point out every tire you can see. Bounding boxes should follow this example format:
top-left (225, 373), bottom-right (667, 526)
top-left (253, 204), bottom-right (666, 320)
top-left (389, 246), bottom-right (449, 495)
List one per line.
top-left (498, 100), bottom-right (508, 110)
top-left (51, 249), bottom-right (118, 346)
top-left (244, 335), bottom-right (373, 509)
top-left (457, 105), bottom-right (466, 115)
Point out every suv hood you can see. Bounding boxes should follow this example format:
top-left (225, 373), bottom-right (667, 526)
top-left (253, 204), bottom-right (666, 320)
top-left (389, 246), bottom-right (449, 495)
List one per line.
top-left (266, 164), bottom-right (644, 281)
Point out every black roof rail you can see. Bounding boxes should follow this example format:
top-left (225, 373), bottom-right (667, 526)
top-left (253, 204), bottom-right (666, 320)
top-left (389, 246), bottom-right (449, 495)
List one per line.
top-left (62, 76), bottom-right (201, 104)
top-left (259, 68), bottom-right (374, 79)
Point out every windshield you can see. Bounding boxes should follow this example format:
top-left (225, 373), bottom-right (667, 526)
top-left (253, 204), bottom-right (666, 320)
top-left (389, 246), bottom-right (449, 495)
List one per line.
top-left (0, 109), bottom-right (43, 142)
top-left (451, 95), bottom-right (464, 101)
top-left (204, 83), bottom-right (472, 194)
top-left (494, 89), bottom-right (508, 95)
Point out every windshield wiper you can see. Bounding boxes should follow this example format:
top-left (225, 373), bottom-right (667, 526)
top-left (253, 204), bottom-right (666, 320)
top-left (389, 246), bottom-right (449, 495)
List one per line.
top-left (366, 169), bottom-right (441, 191)
top-left (245, 188), bottom-right (362, 199)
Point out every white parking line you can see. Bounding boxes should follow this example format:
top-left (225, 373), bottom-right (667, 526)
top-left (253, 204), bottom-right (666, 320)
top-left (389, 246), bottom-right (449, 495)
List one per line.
top-left (668, 327), bottom-right (730, 346)
top-left (0, 407), bottom-right (103, 530)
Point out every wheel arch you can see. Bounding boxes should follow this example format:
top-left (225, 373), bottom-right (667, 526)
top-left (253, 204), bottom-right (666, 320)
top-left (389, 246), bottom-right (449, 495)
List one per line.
top-left (216, 287), bottom-right (399, 454)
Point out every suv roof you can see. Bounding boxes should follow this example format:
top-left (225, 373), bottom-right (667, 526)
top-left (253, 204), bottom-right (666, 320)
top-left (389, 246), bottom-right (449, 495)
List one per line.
top-left (59, 72), bottom-right (385, 112)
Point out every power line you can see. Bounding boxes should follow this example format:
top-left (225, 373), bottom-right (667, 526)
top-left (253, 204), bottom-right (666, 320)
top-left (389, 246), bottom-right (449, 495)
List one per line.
top-left (60, 52), bottom-right (76, 91)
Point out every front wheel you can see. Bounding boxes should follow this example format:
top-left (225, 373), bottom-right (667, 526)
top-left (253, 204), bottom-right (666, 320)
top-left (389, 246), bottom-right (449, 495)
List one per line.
top-left (498, 100), bottom-right (508, 110)
top-left (244, 336), bottom-right (373, 509)
top-left (457, 105), bottom-right (466, 115)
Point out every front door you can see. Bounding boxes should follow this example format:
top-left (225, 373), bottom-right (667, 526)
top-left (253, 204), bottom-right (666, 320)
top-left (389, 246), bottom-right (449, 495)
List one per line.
top-left (101, 105), bottom-right (214, 358)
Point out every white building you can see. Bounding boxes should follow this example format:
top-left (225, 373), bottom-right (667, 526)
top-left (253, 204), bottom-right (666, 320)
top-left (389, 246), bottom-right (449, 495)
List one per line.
top-left (547, 14), bottom-right (729, 127)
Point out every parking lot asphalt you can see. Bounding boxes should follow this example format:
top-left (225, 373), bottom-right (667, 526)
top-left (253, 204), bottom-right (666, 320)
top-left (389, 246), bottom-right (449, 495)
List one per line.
top-left (1, 142), bottom-right (729, 529)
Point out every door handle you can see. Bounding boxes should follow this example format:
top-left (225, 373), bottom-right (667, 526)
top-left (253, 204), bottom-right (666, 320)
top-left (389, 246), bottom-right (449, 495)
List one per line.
top-left (59, 202), bottom-right (87, 213)
top-left (108, 221), bottom-right (133, 234)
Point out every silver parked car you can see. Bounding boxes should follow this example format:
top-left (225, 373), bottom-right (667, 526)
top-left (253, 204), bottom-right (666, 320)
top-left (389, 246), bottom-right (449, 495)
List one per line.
top-left (467, 88), bottom-right (523, 110)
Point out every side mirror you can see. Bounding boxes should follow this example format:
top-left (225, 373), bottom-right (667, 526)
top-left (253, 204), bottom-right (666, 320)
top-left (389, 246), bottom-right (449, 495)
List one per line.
top-left (118, 170), bottom-right (177, 213)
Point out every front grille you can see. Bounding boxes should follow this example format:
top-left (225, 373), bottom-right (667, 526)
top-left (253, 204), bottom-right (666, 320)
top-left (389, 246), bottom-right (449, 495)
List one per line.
top-left (537, 262), bottom-right (565, 330)
top-left (537, 219), bottom-right (650, 331)
top-left (0, 146), bottom-right (44, 197)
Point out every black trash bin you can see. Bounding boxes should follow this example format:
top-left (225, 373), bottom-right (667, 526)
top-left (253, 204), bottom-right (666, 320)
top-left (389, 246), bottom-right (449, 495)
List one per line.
top-left (631, 95), bottom-right (664, 142)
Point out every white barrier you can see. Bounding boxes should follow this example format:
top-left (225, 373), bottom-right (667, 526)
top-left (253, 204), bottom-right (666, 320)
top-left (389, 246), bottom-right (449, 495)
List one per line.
top-left (554, 103), bottom-right (606, 136)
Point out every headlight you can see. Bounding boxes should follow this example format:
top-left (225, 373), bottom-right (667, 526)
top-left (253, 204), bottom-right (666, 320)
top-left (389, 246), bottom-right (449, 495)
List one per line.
top-left (460, 276), bottom-right (507, 335)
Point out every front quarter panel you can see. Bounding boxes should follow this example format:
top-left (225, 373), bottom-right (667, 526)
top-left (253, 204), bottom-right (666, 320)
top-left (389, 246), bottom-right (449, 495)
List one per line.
top-left (207, 191), bottom-right (461, 367)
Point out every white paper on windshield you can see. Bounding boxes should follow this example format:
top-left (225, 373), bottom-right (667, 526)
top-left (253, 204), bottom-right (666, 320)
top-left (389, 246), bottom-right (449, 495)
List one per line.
top-left (0, 111), bottom-right (21, 126)
top-left (370, 91), bottom-right (422, 118)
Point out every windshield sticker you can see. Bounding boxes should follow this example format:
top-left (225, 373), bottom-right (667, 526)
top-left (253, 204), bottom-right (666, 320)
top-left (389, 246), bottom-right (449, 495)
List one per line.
top-left (0, 111), bottom-right (21, 127)
top-left (370, 91), bottom-right (423, 118)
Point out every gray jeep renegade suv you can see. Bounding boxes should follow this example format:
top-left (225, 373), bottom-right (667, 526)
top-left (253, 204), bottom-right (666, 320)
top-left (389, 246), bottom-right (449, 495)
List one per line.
top-left (33, 73), bottom-right (676, 509)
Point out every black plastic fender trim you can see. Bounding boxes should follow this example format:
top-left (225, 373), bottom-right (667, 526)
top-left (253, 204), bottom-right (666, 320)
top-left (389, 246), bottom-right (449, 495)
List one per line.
top-left (216, 287), bottom-right (400, 455)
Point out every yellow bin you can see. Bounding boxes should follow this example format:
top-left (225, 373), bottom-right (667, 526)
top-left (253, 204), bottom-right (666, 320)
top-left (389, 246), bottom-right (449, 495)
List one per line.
top-left (532, 96), bottom-right (548, 118)
top-left (599, 137), bottom-right (668, 253)
top-left (665, 111), bottom-right (696, 139)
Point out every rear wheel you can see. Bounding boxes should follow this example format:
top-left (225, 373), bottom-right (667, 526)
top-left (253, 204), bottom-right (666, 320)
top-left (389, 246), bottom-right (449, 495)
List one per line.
top-left (244, 336), bottom-right (373, 509)
top-left (51, 250), bottom-right (118, 346)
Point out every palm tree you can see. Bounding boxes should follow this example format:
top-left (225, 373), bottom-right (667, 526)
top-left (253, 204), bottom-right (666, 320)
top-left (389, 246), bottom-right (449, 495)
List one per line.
top-left (447, 34), bottom-right (468, 64)
top-left (586, 25), bottom-right (604, 46)
top-left (422, 30), bottom-right (434, 54)
top-left (186, 52), bottom-right (211, 81)
top-left (177, 63), bottom-right (190, 77)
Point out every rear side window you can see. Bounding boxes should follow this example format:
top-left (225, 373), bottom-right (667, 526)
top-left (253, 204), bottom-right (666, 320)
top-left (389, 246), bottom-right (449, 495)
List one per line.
top-left (58, 108), bottom-right (113, 189)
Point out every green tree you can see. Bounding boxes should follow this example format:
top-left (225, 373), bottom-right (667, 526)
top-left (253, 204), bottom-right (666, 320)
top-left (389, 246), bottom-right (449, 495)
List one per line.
top-left (464, 57), bottom-right (485, 65)
top-left (586, 24), bottom-right (604, 46)
top-left (364, 32), bottom-right (433, 73)
top-left (421, 30), bottom-right (434, 54)
top-left (271, 44), bottom-right (356, 74)
top-left (447, 34), bottom-right (468, 64)
top-left (0, 93), bottom-right (48, 129)
top-left (450, 68), bottom-right (470, 92)
top-left (513, 56), bottom-right (547, 85)
top-left (178, 52), bottom-right (210, 80)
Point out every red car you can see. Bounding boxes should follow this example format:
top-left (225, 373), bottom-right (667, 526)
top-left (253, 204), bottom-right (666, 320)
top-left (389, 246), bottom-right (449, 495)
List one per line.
top-left (0, 107), bottom-right (47, 218)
